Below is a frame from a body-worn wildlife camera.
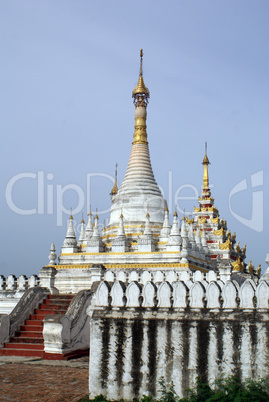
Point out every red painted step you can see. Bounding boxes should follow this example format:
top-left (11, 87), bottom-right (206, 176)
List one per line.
top-left (15, 331), bottom-right (43, 338)
top-left (5, 343), bottom-right (43, 350)
top-left (0, 348), bottom-right (44, 357)
top-left (20, 325), bottom-right (43, 332)
top-left (0, 294), bottom-right (74, 358)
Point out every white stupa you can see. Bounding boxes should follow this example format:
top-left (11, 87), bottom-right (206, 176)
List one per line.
top-left (51, 50), bottom-right (257, 292)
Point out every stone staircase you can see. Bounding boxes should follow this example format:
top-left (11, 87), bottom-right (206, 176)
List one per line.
top-left (0, 294), bottom-right (74, 358)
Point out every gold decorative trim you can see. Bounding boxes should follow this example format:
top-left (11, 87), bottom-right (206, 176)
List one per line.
top-left (219, 238), bottom-right (232, 250)
top-left (198, 217), bottom-right (207, 224)
top-left (231, 258), bottom-right (244, 272)
top-left (104, 224), bottom-right (162, 232)
top-left (186, 218), bottom-right (194, 224)
top-left (213, 227), bottom-right (225, 236)
top-left (210, 217), bottom-right (219, 224)
top-left (54, 265), bottom-right (91, 269)
top-left (55, 262), bottom-right (208, 272)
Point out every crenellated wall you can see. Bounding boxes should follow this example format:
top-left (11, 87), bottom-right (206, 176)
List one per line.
top-left (88, 278), bottom-right (269, 400)
top-left (0, 274), bottom-right (39, 314)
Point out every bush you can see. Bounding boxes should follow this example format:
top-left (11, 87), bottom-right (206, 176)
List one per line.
top-left (79, 376), bottom-right (269, 401)
top-left (181, 376), bottom-right (269, 402)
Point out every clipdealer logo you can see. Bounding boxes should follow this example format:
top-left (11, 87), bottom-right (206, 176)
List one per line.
top-left (5, 170), bottom-right (264, 232)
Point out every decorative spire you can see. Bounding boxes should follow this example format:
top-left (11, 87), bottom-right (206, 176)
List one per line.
top-left (92, 213), bottom-right (100, 238)
top-left (132, 49), bottom-right (150, 145)
top-left (107, 50), bottom-right (165, 229)
top-left (110, 163), bottom-right (118, 196)
top-left (85, 206), bottom-right (93, 240)
top-left (63, 215), bottom-right (77, 247)
top-left (132, 49), bottom-right (150, 98)
top-left (143, 212), bottom-right (152, 236)
top-left (180, 217), bottom-right (188, 238)
top-left (48, 242), bottom-right (57, 265)
top-left (169, 212), bottom-right (181, 238)
top-left (202, 142), bottom-right (210, 189)
top-left (159, 203), bottom-right (171, 240)
top-left (78, 214), bottom-right (86, 245)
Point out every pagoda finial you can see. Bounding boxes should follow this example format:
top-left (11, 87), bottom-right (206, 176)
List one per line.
top-left (140, 49), bottom-right (143, 76)
top-left (132, 49), bottom-right (150, 107)
top-left (110, 163), bottom-right (118, 196)
top-left (70, 208), bottom-right (73, 220)
top-left (202, 142), bottom-right (210, 189)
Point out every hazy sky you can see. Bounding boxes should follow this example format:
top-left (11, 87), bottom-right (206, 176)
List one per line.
top-left (0, 0), bottom-right (268, 277)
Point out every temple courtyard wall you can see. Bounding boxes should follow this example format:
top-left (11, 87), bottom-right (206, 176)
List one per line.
top-left (88, 279), bottom-right (269, 400)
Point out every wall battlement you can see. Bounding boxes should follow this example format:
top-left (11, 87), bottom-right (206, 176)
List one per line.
top-left (88, 278), bottom-right (269, 400)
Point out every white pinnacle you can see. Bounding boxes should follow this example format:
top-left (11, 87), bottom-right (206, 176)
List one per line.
top-left (63, 215), bottom-right (77, 247)
top-left (85, 210), bottom-right (93, 240)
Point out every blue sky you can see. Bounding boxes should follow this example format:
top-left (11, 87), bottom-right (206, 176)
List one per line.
top-left (0, 0), bottom-right (268, 277)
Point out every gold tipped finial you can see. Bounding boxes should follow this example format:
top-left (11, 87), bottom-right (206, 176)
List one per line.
top-left (202, 142), bottom-right (210, 189)
top-left (95, 208), bottom-right (98, 220)
top-left (132, 49), bottom-right (149, 97)
top-left (88, 205), bottom-right (92, 216)
top-left (81, 213), bottom-right (85, 224)
top-left (174, 210), bottom-right (178, 217)
top-left (165, 200), bottom-right (168, 212)
top-left (70, 208), bottom-right (73, 220)
top-left (257, 264), bottom-right (261, 276)
top-left (132, 50), bottom-right (150, 145)
top-left (110, 163), bottom-right (118, 196)
top-left (248, 260), bottom-right (254, 275)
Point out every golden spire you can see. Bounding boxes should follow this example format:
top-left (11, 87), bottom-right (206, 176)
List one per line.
top-left (132, 49), bottom-right (150, 97)
top-left (88, 205), bottom-right (92, 216)
top-left (70, 208), bottom-right (73, 220)
top-left (110, 163), bottom-right (118, 196)
top-left (132, 49), bottom-right (150, 145)
top-left (81, 213), bottom-right (85, 224)
top-left (202, 142), bottom-right (210, 189)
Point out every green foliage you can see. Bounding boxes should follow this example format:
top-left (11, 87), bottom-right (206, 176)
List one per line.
top-left (79, 376), bottom-right (269, 401)
top-left (140, 395), bottom-right (155, 402)
top-left (158, 377), bottom-right (180, 402)
top-left (181, 376), bottom-right (269, 402)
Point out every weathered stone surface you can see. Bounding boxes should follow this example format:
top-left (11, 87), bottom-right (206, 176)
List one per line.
top-left (87, 279), bottom-right (269, 400)
top-left (206, 281), bottom-right (221, 310)
top-left (126, 282), bottom-right (141, 307)
top-left (111, 281), bottom-right (126, 308)
top-left (157, 281), bottom-right (172, 308)
top-left (189, 282), bottom-right (205, 309)
top-left (172, 281), bottom-right (188, 309)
